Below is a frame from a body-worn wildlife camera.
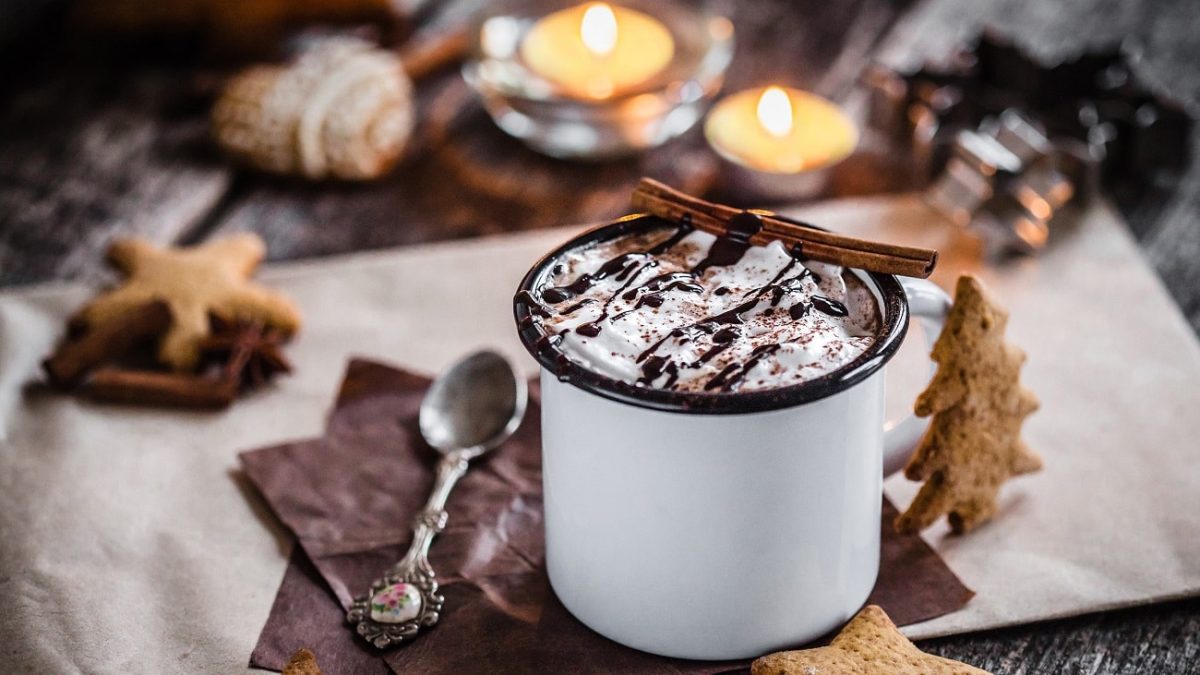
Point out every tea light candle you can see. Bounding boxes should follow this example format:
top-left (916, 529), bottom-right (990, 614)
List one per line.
top-left (705, 85), bottom-right (858, 173)
top-left (520, 2), bottom-right (675, 99)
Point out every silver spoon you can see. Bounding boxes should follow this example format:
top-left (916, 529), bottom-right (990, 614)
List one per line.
top-left (347, 350), bottom-right (527, 649)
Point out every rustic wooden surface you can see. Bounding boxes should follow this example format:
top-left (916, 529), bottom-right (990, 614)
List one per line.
top-left (1, 0), bottom-right (1198, 673)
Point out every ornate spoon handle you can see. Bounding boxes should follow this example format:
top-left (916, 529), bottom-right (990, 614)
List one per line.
top-left (347, 448), bottom-right (471, 648)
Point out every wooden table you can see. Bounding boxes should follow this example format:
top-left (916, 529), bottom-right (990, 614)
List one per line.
top-left (2, 0), bottom-right (1197, 672)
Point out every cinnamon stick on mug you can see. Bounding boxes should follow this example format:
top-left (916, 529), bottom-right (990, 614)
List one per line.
top-left (631, 178), bottom-right (938, 278)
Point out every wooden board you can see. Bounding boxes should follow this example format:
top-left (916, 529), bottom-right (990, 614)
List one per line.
top-left (0, 57), bottom-right (232, 285)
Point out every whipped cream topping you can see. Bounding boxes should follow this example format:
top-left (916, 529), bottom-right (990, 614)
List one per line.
top-left (525, 224), bottom-right (881, 394)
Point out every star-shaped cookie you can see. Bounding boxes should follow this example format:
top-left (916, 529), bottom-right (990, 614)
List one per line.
top-left (73, 234), bottom-right (301, 371)
top-left (751, 605), bottom-right (990, 675)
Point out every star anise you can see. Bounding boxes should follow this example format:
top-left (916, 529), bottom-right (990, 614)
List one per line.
top-left (200, 315), bottom-right (292, 389)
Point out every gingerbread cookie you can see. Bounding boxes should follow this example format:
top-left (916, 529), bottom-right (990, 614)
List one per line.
top-left (751, 605), bottom-right (990, 675)
top-left (896, 275), bottom-right (1041, 535)
top-left (282, 648), bottom-right (323, 675)
top-left (72, 234), bottom-right (301, 371)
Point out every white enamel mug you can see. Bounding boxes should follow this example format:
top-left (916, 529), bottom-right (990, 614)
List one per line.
top-left (514, 216), bottom-right (950, 660)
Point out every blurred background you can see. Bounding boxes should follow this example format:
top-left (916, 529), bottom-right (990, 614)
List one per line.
top-left (0, 0), bottom-right (1197, 334)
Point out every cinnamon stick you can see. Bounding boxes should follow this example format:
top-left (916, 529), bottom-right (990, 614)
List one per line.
top-left (631, 178), bottom-right (938, 278)
top-left (400, 26), bottom-right (469, 81)
top-left (43, 300), bottom-right (172, 388)
top-left (83, 368), bottom-right (237, 409)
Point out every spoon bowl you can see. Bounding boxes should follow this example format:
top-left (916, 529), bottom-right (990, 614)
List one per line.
top-left (419, 350), bottom-right (527, 458)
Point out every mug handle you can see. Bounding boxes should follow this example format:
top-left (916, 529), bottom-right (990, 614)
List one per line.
top-left (881, 278), bottom-right (953, 477)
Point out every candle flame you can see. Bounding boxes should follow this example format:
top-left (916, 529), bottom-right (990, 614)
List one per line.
top-left (580, 3), bottom-right (618, 56)
top-left (757, 86), bottom-right (793, 138)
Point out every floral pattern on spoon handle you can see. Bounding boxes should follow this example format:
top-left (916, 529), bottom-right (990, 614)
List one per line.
top-left (347, 449), bottom-right (470, 648)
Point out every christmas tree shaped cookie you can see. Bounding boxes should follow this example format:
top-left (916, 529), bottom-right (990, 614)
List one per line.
top-left (896, 275), bottom-right (1041, 535)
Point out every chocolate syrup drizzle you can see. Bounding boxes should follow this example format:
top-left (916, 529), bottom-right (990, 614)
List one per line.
top-left (534, 218), bottom-right (856, 393)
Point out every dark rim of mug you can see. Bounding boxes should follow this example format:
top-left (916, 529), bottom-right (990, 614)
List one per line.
top-left (513, 213), bottom-right (910, 415)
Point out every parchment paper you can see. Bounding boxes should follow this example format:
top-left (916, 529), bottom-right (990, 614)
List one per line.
top-left (1, 196), bottom-right (1198, 672)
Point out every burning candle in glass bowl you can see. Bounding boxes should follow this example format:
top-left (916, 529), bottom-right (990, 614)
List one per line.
top-left (463, 0), bottom-right (734, 159)
top-left (520, 3), bottom-right (674, 100)
top-left (704, 85), bottom-right (859, 201)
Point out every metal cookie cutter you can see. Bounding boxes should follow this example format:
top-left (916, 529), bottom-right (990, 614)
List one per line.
top-left (925, 110), bottom-right (1080, 255)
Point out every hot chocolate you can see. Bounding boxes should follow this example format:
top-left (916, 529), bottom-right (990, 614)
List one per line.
top-left (520, 220), bottom-right (881, 394)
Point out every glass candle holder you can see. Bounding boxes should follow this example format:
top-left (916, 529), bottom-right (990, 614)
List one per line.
top-left (463, 0), bottom-right (734, 160)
